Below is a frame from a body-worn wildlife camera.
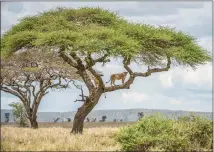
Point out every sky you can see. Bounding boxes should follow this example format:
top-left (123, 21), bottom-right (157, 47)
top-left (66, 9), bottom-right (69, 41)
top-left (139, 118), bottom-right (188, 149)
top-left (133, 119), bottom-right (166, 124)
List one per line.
top-left (1, 1), bottom-right (212, 112)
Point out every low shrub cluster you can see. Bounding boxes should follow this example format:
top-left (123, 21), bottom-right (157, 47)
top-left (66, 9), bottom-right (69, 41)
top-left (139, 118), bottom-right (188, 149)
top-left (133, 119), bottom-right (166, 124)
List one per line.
top-left (115, 114), bottom-right (213, 151)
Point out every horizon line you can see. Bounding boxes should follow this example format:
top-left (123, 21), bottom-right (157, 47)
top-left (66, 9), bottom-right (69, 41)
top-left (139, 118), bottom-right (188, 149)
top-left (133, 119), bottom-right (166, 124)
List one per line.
top-left (1, 108), bottom-right (212, 113)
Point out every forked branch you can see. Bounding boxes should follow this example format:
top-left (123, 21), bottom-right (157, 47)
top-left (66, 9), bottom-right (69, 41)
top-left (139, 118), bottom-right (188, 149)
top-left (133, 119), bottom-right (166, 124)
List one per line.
top-left (105, 56), bottom-right (171, 92)
top-left (134, 56), bottom-right (171, 77)
top-left (74, 85), bottom-right (89, 102)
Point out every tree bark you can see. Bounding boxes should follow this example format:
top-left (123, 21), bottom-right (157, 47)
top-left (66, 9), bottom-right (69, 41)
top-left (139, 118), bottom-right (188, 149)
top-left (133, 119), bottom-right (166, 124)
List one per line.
top-left (71, 92), bottom-right (101, 134)
top-left (71, 113), bottom-right (85, 134)
top-left (30, 118), bottom-right (38, 129)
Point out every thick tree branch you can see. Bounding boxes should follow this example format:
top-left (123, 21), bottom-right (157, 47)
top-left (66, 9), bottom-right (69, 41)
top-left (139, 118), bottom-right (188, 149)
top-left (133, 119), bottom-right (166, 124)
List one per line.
top-left (8, 83), bottom-right (27, 101)
top-left (10, 84), bottom-right (26, 95)
top-left (69, 52), bottom-right (85, 70)
top-left (85, 53), bottom-right (110, 68)
top-left (59, 52), bottom-right (78, 68)
top-left (84, 54), bottom-right (106, 91)
top-left (58, 47), bottom-right (95, 91)
top-left (123, 57), bottom-right (133, 74)
top-left (105, 75), bottom-right (135, 92)
top-left (88, 67), bottom-right (104, 88)
top-left (94, 53), bottom-right (109, 63)
top-left (31, 80), bottom-right (47, 119)
top-left (74, 85), bottom-right (90, 103)
top-left (64, 52), bottom-right (95, 90)
top-left (134, 56), bottom-right (171, 77)
top-left (105, 57), bottom-right (135, 92)
top-left (105, 56), bottom-right (171, 92)
top-left (1, 86), bottom-right (26, 101)
top-left (32, 85), bottom-right (36, 99)
top-left (78, 70), bottom-right (95, 91)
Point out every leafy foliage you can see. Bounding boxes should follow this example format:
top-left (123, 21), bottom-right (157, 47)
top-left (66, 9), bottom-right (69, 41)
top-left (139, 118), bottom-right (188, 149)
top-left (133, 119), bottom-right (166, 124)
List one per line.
top-left (115, 114), bottom-right (213, 151)
top-left (23, 67), bottom-right (40, 72)
top-left (1, 7), bottom-right (211, 69)
top-left (9, 102), bottom-right (28, 127)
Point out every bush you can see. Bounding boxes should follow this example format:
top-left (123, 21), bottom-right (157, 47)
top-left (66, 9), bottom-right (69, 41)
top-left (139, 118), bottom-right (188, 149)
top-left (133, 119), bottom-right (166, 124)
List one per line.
top-left (9, 102), bottom-right (29, 127)
top-left (115, 113), bottom-right (212, 151)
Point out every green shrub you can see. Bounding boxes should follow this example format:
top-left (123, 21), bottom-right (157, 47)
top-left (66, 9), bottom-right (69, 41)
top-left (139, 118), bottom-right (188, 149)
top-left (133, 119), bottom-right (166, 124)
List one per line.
top-left (115, 113), bottom-right (212, 151)
top-left (187, 115), bottom-right (213, 149)
top-left (9, 102), bottom-right (29, 127)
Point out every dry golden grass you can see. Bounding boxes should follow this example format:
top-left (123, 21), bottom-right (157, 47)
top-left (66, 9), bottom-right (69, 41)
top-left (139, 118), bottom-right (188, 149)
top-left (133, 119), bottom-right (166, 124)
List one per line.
top-left (2, 121), bottom-right (135, 128)
top-left (1, 126), bottom-right (121, 151)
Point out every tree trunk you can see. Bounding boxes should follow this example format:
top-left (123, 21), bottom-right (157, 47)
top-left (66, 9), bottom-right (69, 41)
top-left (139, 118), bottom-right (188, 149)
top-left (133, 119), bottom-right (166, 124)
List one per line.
top-left (71, 114), bottom-right (85, 134)
top-left (71, 93), bottom-right (101, 134)
top-left (30, 117), bottom-right (38, 129)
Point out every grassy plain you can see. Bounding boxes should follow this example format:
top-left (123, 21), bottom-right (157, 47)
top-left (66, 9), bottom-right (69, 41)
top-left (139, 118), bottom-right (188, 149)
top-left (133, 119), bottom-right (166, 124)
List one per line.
top-left (1, 122), bottom-right (133, 151)
top-left (1, 119), bottom-right (212, 151)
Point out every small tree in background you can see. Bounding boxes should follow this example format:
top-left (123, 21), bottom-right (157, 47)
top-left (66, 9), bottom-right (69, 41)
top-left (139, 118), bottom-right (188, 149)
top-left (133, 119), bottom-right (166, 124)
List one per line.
top-left (67, 118), bottom-right (71, 122)
top-left (100, 115), bottom-right (107, 122)
top-left (92, 118), bottom-right (97, 122)
top-left (86, 117), bottom-right (90, 122)
top-left (1, 50), bottom-right (81, 129)
top-left (9, 102), bottom-right (28, 127)
top-left (4, 113), bottom-right (10, 123)
top-left (53, 117), bottom-right (60, 122)
top-left (138, 112), bottom-right (144, 121)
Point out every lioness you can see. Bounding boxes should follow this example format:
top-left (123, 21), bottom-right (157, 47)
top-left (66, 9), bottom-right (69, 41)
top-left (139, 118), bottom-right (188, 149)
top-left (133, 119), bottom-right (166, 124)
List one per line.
top-left (106, 72), bottom-right (128, 86)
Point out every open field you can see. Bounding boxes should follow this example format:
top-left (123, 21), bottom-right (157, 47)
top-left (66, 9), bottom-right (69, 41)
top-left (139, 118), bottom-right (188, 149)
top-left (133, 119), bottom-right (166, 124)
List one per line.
top-left (1, 122), bottom-right (135, 151)
top-left (1, 117), bottom-right (212, 151)
top-left (1, 126), bottom-right (121, 151)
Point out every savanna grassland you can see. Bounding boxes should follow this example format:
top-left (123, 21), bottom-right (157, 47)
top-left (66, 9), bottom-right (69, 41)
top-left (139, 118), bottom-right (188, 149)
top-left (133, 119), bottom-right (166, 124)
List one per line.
top-left (1, 115), bottom-right (213, 151)
top-left (1, 122), bottom-right (132, 151)
top-left (1, 126), bottom-right (121, 151)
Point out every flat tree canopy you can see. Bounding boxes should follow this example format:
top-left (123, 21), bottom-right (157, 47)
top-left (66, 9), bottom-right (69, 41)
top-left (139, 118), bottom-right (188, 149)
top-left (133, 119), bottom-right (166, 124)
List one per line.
top-left (1, 7), bottom-right (211, 69)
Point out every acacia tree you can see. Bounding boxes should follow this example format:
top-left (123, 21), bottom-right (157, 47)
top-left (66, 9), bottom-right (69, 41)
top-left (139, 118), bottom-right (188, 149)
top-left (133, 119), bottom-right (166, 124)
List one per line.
top-left (1, 49), bottom-right (80, 128)
top-left (1, 7), bottom-right (211, 134)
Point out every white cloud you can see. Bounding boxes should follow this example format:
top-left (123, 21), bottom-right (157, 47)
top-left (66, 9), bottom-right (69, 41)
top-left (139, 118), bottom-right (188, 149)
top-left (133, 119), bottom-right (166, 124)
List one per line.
top-left (125, 2), bottom-right (211, 38)
top-left (158, 35), bottom-right (212, 89)
top-left (105, 64), bottom-right (121, 69)
top-left (198, 36), bottom-right (212, 53)
top-left (184, 100), bottom-right (201, 105)
top-left (181, 63), bottom-right (212, 89)
top-left (159, 63), bottom-right (212, 89)
top-left (145, 93), bottom-right (211, 112)
top-left (168, 98), bottom-right (200, 106)
top-left (168, 98), bottom-right (183, 105)
top-left (121, 91), bottom-right (149, 103)
top-left (159, 72), bottom-right (173, 88)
